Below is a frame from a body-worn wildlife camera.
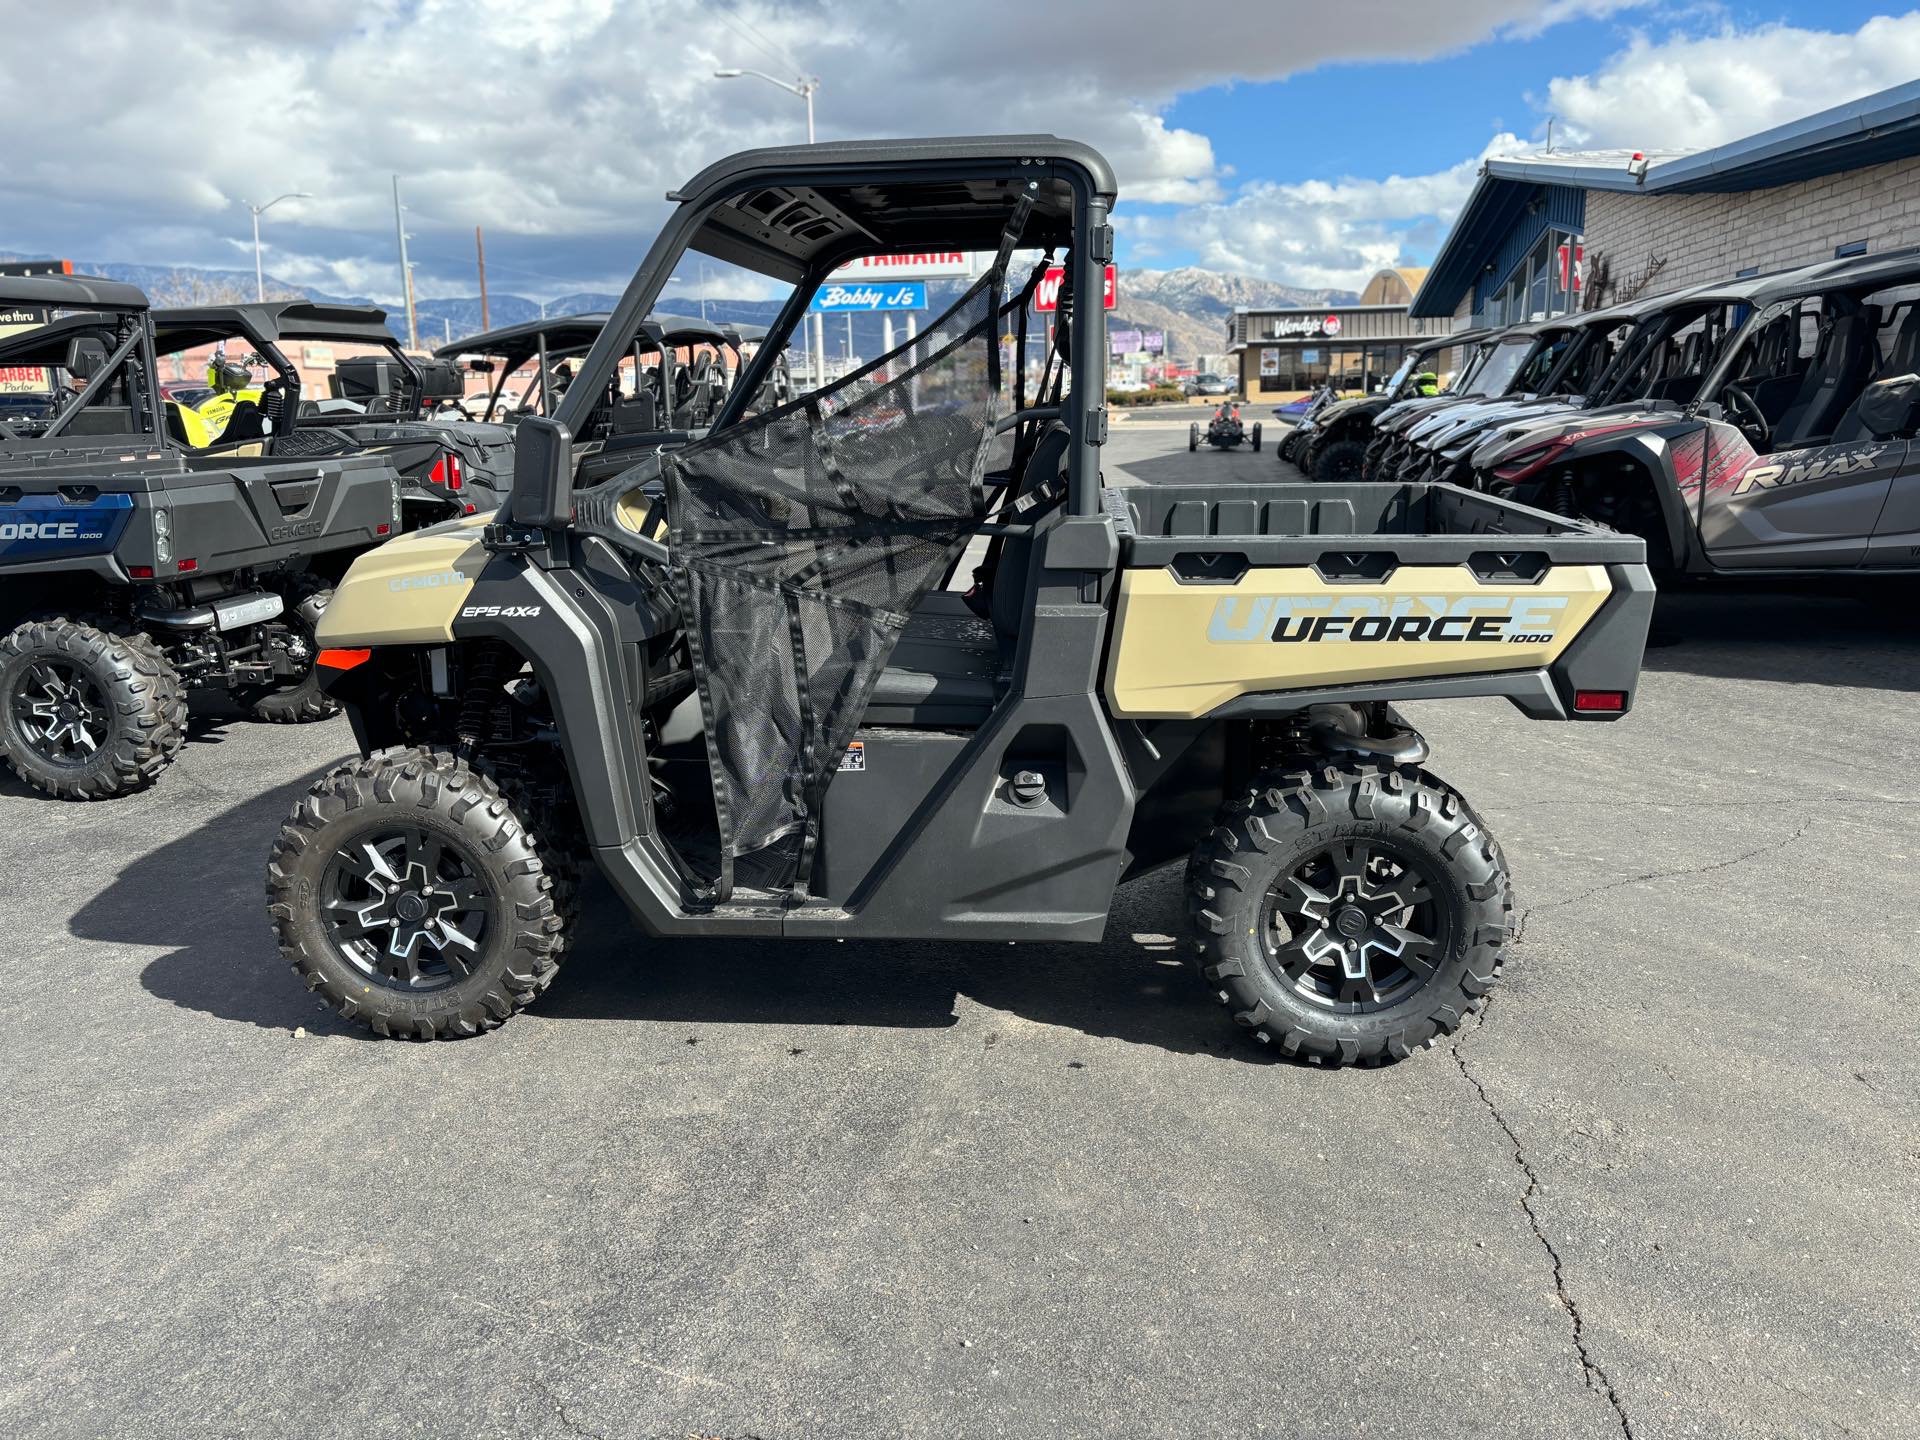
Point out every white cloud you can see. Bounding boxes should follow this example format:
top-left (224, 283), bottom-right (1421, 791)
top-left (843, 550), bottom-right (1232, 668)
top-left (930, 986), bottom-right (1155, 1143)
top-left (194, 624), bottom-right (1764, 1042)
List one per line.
top-left (1154, 137), bottom-right (1531, 293)
top-left (1151, 10), bottom-right (1920, 293)
top-left (0, 0), bottom-right (1646, 302)
top-left (1543, 13), bottom-right (1920, 151)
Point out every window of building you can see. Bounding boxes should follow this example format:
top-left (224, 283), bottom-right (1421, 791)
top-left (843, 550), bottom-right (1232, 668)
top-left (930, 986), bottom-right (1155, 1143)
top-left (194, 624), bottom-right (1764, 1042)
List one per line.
top-left (1482, 227), bottom-right (1583, 326)
top-left (1835, 240), bottom-right (1868, 259)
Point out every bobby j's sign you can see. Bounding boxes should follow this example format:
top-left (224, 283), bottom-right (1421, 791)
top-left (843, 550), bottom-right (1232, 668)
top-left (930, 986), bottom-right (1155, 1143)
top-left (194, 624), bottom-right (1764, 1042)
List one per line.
top-left (808, 282), bottom-right (928, 313)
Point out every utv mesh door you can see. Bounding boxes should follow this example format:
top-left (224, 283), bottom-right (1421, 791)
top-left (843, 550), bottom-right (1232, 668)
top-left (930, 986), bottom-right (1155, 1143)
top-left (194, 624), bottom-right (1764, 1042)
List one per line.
top-left (663, 207), bottom-right (1035, 898)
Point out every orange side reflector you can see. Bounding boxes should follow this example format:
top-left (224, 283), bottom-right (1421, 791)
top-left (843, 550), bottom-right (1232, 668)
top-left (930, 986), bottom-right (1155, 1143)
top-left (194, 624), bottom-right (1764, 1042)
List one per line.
top-left (317, 648), bottom-right (372, 671)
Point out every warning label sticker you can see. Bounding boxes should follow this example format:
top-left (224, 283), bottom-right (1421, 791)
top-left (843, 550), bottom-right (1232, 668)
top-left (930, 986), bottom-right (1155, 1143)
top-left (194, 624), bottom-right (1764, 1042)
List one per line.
top-left (837, 741), bottom-right (866, 773)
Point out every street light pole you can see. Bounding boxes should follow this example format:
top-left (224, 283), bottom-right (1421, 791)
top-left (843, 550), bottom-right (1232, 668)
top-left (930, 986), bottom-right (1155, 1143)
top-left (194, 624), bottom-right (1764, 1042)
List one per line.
top-left (714, 67), bottom-right (824, 386)
top-left (245, 192), bottom-right (310, 302)
top-left (392, 175), bottom-right (418, 350)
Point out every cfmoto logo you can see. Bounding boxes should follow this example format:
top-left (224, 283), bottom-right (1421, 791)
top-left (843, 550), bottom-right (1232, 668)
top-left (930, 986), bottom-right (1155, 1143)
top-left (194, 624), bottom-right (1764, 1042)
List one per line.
top-left (0, 521), bottom-right (80, 540)
top-left (389, 569), bottom-right (468, 592)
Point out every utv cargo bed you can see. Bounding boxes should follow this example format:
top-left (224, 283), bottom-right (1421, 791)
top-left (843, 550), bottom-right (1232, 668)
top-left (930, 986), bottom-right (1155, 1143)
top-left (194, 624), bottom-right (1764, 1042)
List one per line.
top-left (0, 450), bottom-right (397, 581)
top-left (1103, 481), bottom-right (1653, 721)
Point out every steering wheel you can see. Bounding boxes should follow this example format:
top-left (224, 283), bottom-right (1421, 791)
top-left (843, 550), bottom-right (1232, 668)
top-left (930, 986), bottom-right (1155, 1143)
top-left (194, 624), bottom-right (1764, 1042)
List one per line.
top-left (1720, 384), bottom-right (1771, 449)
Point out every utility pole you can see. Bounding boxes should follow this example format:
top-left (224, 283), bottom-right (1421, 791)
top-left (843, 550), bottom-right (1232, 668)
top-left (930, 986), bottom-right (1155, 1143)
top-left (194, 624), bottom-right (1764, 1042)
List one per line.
top-left (392, 175), bottom-right (418, 350)
top-left (475, 226), bottom-right (490, 331)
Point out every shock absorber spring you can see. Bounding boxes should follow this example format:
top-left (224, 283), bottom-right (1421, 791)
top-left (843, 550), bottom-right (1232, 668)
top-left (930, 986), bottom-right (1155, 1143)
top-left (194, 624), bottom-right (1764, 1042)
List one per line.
top-left (453, 641), bottom-right (513, 759)
top-left (1549, 468), bottom-right (1577, 518)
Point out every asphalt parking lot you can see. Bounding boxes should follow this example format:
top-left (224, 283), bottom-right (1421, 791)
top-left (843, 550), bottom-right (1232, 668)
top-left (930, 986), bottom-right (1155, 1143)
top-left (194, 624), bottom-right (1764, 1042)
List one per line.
top-left (4, 425), bottom-right (1917, 1440)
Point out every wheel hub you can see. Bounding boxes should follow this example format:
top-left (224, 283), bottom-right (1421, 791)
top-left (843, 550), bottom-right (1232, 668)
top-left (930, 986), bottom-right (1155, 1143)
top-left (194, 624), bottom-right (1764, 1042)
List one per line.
top-left (320, 832), bottom-right (489, 990)
top-left (15, 660), bottom-right (106, 761)
top-left (1264, 840), bottom-right (1444, 1010)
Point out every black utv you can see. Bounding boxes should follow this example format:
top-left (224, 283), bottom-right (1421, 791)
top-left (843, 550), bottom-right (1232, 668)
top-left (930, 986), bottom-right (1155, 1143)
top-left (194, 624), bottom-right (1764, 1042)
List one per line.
top-left (151, 302), bottom-right (506, 530)
top-left (1469, 247), bottom-right (1920, 575)
top-left (1299, 329), bottom-right (1492, 483)
top-left (272, 136), bottom-right (1652, 1065)
top-left (0, 275), bottom-right (399, 799)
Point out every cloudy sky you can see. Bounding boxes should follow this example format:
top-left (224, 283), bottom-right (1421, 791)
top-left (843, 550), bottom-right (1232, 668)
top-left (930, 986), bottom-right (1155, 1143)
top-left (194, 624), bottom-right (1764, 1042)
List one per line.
top-left (2, 0), bottom-right (1915, 303)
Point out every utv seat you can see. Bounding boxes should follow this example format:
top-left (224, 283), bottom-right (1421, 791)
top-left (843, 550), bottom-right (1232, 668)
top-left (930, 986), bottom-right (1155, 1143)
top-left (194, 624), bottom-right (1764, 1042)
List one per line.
top-left (862, 422), bottom-right (1070, 727)
top-left (1832, 305), bottom-right (1920, 444)
top-left (1772, 307), bottom-right (1876, 448)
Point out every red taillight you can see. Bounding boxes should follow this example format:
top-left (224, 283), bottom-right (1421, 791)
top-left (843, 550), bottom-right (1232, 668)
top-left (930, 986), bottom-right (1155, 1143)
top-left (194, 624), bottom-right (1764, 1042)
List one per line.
top-left (176, 558), bottom-right (198, 573)
top-left (1574, 690), bottom-right (1627, 713)
top-left (128, 564), bottom-right (154, 579)
top-left (317, 648), bottom-right (371, 671)
top-left (427, 452), bottom-right (463, 491)
top-left (376, 522), bottom-right (392, 535)
top-left (463, 503), bottom-right (477, 514)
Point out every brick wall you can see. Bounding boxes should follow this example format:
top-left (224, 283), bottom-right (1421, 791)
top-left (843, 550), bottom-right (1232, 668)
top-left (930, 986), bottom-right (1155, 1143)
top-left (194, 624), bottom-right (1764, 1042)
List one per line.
top-left (1585, 154), bottom-right (1920, 303)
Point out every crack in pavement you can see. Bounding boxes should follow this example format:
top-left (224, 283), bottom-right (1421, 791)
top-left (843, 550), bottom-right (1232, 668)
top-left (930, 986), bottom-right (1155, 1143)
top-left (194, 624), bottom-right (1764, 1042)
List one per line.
top-left (1528, 818), bottom-right (1815, 917)
top-left (1453, 1001), bottom-right (1635, 1440)
top-left (533, 1376), bottom-right (609, 1440)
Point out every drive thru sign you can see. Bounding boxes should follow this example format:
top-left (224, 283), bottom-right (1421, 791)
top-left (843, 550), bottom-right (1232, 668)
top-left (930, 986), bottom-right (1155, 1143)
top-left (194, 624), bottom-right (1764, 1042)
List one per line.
top-left (1034, 265), bottom-right (1116, 312)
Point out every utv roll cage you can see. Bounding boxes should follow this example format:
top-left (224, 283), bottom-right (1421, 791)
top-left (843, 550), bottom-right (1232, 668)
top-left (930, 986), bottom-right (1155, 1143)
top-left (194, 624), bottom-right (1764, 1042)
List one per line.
top-left (150, 301), bottom-right (457, 431)
top-left (437, 312), bottom-right (771, 428)
top-left (0, 274), bottom-right (167, 445)
top-left (531, 136), bottom-right (1112, 523)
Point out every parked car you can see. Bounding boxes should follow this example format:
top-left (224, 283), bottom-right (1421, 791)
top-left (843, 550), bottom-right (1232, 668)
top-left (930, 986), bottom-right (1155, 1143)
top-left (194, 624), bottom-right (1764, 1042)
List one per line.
top-left (1184, 373), bottom-right (1233, 397)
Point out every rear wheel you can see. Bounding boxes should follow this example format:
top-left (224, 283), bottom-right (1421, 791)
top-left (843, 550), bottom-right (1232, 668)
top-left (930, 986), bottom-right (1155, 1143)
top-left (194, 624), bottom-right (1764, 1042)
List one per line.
top-left (1186, 761), bottom-right (1510, 1064)
top-left (241, 577), bottom-right (339, 724)
top-left (1313, 438), bottom-right (1367, 485)
top-left (266, 748), bottom-right (573, 1038)
top-left (0, 617), bottom-right (186, 800)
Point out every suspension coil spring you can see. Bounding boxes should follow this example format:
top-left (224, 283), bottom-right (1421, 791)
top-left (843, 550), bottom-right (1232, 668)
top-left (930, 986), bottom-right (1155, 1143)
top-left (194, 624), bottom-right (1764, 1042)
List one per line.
top-left (1549, 469), bottom-right (1577, 518)
top-left (453, 641), bottom-right (514, 758)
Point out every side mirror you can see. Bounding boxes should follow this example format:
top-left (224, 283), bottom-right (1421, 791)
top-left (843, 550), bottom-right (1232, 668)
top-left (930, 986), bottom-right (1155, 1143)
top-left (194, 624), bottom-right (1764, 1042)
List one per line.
top-left (1855, 373), bottom-right (1920, 439)
top-left (65, 336), bottom-right (109, 380)
top-left (510, 415), bottom-right (574, 528)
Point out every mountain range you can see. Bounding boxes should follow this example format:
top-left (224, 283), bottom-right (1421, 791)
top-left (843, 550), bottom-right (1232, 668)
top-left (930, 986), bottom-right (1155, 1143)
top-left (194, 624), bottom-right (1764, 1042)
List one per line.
top-left (3, 253), bottom-right (1354, 365)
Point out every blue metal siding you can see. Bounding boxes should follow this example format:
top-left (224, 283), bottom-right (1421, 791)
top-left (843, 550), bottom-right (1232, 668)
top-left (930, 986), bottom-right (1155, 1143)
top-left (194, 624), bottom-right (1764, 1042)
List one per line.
top-left (1468, 185), bottom-right (1585, 325)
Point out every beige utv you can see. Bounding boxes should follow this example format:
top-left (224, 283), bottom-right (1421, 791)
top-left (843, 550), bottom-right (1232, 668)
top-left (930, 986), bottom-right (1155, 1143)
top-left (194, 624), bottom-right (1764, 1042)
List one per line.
top-left (268, 137), bottom-right (1653, 1064)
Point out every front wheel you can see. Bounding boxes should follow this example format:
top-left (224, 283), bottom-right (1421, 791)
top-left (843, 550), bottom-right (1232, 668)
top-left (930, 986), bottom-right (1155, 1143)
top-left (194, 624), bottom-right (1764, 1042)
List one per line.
top-left (267, 748), bottom-right (574, 1039)
top-left (1251, 423), bottom-right (1263, 451)
top-left (0, 618), bottom-right (186, 800)
top-left (1313, 438), bottom-right (1368, 485)
top-left (1189, 423), bottom-right (1199, 452)
top-left (1186, 761), bottom-right (1511, 1064)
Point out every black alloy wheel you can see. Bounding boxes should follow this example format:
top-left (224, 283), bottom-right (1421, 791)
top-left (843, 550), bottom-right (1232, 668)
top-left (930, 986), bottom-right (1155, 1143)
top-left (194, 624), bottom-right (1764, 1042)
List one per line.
top-left (1261, 838), bottom-right (1445, 1012)
top-left (319, 824), bottom-right (492, 991)
top-left (14, 658), bottom-right (110, 767)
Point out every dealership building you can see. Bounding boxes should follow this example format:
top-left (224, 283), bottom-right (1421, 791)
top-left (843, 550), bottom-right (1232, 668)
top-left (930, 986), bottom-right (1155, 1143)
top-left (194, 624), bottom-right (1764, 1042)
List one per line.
top-left (1226, 267), bottom-right (1457, 399)
top-left (1410, 79), bottom-right (1920, 328)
